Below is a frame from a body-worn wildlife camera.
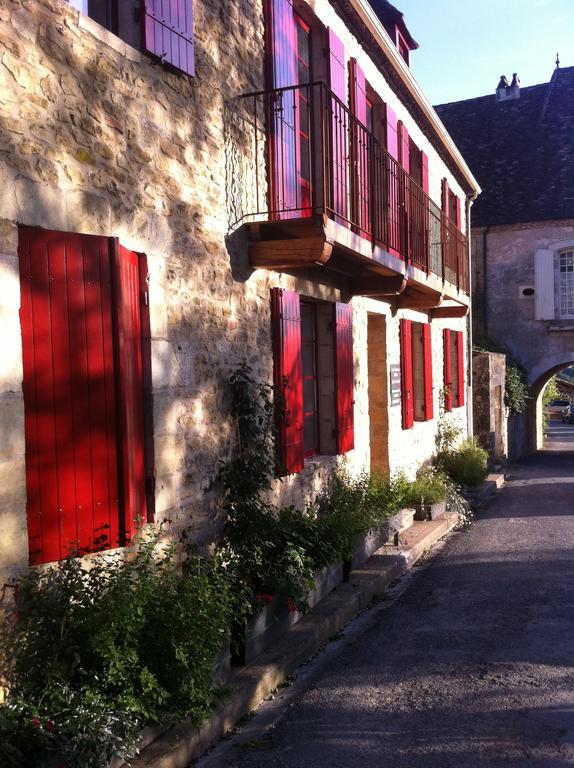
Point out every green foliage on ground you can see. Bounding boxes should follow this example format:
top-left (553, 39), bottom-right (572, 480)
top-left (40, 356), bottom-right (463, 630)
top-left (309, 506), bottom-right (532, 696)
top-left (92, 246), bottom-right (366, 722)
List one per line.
top-left (438, 437), bottom-right (489, 488)
top-left (542, 376), bottom-right (560, 406)
top-left (0, 536), bottom-right (237, 768)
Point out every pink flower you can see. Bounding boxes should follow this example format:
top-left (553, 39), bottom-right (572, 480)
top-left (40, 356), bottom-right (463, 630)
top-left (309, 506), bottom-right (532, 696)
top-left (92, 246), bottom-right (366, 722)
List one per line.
top-left (45, 719), bottom-right (56, 732)
top-left (287, 597), bottom-right (297, 613)
top-left (31, 717), bottom-right (41, 728)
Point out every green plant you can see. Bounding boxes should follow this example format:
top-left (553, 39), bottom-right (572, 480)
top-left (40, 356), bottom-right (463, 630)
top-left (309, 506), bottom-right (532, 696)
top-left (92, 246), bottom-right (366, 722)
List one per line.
top-left (442, 475), bottom-right (475, 528)
top-left (409, 467), bottom-right (449, 507)
top-left (542, 376), bottom-right (560, 407)
top-left (439, 437), bottom-right (489, 488)
top-left (0, 535), bottom-right (237, 767)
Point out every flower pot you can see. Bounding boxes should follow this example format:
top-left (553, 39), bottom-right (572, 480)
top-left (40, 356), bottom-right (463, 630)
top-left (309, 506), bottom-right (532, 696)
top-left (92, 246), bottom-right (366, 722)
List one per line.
top-left (343, 527), bottom-right (388, 579)
top-left (386, 508), bottom-right (415, 544)
top-left (231, 562), bottom-right (344, 666)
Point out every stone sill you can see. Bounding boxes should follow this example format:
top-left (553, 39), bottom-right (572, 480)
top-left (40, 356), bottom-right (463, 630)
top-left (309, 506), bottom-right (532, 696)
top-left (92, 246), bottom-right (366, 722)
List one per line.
top-left (77, 12), bottom-right (143, 63)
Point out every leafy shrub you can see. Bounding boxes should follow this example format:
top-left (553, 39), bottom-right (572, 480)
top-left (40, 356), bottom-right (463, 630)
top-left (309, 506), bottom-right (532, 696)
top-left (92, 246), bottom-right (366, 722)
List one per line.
top-left (439, 437), bottom-right (489, 488)
top-left (409, 467), bottom-right (449, 506)
top-left (0, 537), bottom-right (237, 768)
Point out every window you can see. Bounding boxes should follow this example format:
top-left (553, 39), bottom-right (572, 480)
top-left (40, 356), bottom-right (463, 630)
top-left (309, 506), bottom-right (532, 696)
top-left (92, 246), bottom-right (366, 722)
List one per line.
top-left (558, 250), bottom-right (574, 318)
top-left (18, 227), bottom-right (153, 565)
top-left (272, 289), bottom-right (354, 474)
top-left (67, 0), bottom-right (195, 76)
top-left (443, 329), bottom-right (465, 411)
top-left (301, 301), bottom-right (319, 456)
top-left (400, 320), bottom-right (433, 429)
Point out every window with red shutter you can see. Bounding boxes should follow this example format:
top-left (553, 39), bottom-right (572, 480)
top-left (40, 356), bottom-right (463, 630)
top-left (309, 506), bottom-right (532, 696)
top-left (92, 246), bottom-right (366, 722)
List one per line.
top-left (301, 300), bottom-right (319, 457)
top-left (423, 323), bottom-right (434, 420)
top-left (456, 330), bottom-right (465, 407)
top-left (400, 319), bottom-right (414, 429)
top-left (335, 303), bottom-right (354, 453)
top-left (443, 328), bottom-right (453, 412)
top-left (386, 106), bottom-right (400, 258)
top-left (18, 227), bottom-right (153, 565)
top-left (143, 0), bottom-right (195, 76)
top-left (328, 28), bottom-right (348, 224)
top-left (67, 0), bottom-right (195, 75)
top-left (349, 58), bottom-right (371, 237)
top-left (271, 288), bottom-right (304, 475)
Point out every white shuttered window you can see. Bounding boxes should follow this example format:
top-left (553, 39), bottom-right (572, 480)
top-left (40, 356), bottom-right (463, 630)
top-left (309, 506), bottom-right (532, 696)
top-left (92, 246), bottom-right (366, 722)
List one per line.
top-left (558, 250), bottom-right (574, 318)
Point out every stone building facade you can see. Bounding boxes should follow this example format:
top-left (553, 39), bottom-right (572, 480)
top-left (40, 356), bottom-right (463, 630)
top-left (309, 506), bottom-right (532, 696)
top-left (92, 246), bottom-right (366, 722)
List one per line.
top-left (0, 0), bottom-right (477, 583)
top-left (437, 65), bottom-right (574, 454)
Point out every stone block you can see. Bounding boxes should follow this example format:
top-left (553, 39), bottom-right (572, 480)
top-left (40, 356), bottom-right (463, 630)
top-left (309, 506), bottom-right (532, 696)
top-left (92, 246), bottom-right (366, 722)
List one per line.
top-left (154, 434), bottom-right (186, 476)
top-left (0, 308), bottom-right (23, 393)
top-left (0, 253), bottom-right (20, 310)
top-left (0, 394), bottom-right (25, 461)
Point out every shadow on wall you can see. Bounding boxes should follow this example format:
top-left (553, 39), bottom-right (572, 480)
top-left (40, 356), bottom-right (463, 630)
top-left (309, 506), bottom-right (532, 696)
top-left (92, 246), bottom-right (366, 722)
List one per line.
top-left (0, 0), bottom-right (274, 572)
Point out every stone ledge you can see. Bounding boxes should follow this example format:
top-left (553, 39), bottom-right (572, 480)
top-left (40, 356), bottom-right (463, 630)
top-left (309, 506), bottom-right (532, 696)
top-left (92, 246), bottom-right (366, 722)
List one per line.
top-left (466, 473), bottom-right (506, 509)
top-left (126, 514), bottom-right (458, 768)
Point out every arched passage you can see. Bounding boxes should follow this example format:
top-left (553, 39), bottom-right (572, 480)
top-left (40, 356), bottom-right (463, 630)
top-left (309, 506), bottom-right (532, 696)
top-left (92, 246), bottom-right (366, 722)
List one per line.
top-left (527, 361), bottom-right (574, 452)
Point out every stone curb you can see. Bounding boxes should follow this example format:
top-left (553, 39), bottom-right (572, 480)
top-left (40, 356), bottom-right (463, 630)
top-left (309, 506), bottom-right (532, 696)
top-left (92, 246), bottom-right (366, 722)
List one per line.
top-left (128, 515), bottom-right (458, 768)
top-left (466, 472), bottom-right (506, 509)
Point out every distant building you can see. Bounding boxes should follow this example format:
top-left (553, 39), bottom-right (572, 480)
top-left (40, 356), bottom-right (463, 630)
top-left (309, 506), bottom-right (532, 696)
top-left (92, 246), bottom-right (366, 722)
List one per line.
top-left (436, 65), bottom-right (574, 452)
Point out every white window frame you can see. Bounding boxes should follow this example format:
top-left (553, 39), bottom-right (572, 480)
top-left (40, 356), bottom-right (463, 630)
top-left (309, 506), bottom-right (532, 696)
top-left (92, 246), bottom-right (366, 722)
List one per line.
top-left (556, 249), bottom-right (574, 319)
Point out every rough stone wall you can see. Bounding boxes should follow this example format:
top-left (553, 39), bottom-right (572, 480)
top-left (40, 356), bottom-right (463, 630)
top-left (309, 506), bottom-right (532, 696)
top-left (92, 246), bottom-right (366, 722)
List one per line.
top-left (0, 0), bottom-right (469, 585)
top-left (472, 351), bottom-right (507, 461)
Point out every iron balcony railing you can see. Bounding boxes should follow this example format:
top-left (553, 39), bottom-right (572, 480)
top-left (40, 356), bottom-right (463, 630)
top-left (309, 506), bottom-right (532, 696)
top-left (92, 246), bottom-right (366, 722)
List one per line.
top-left (227, 81), bottom-right (469, 294)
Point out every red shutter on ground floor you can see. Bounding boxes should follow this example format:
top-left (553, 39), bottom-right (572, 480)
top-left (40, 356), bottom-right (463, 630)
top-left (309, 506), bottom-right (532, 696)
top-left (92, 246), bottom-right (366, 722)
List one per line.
top-left (443, 328), bottom-right (453, 412)
top-left (400, 319), bottom-right (414, 429)
top-left (334, 303), bottom-right (354, 453)
top-left (456, 330), bottom-right (465, 408)
top-left (272, 288), bottom-right (304, 474)
top-left (143, 0), bottom-right (195, 76)
top-left (422, 323), bottom-right (433, 421)
top-left (19, 228), bottom-right (151, 565)
top-left (111, 242), bottom-right (149, 543)
top-left (328, 28), bottom-right (348, 224)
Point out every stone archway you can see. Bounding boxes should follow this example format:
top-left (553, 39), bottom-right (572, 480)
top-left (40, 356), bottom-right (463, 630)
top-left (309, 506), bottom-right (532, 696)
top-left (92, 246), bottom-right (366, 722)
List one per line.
top-left (527, 361), bottom-right (574, 452)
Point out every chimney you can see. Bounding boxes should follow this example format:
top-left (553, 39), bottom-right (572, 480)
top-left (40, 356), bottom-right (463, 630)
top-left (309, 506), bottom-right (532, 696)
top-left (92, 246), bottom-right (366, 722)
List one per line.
top-left (496, 72), bottom-right (520, 102)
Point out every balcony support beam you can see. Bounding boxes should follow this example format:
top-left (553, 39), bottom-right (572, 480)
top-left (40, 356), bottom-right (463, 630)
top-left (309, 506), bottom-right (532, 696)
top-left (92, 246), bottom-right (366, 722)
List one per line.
top-left (431, 305), bottom-right (469, 319)
top-left (250, 237), bottom-right (333, 270)
top-left (349, 275), bottom-right (407, 297)
top-left (398, 288), bottom-right (443, 310)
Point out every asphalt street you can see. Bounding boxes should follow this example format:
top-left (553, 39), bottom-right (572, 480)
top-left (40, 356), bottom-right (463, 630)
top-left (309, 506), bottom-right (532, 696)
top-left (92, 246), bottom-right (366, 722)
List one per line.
top-left (200, 434), bottom-right (574, 767)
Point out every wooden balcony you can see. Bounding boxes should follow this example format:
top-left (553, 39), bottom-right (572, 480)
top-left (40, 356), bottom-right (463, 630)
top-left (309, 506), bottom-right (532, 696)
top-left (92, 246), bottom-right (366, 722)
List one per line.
top-left (227, 82), bottom-right (469, 314)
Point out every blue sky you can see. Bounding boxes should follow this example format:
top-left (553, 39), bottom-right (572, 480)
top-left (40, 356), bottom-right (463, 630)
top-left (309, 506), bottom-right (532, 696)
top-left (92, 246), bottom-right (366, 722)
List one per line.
top-left (395, 0), bottom-right (574, 105)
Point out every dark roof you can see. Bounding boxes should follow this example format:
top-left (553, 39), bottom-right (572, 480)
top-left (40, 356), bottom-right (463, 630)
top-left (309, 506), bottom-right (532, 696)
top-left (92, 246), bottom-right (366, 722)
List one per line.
top-left (435, 66), bottom-right (574, 227)
top-left (369, 0), bottom-right (419, 50)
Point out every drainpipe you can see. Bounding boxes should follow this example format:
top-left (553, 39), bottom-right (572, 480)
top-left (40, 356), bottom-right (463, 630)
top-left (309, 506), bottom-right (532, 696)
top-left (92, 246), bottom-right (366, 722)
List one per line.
top-left (466, 194), bottom-right (474, 438)
top-left (482, 225), bottom-right (490, 340)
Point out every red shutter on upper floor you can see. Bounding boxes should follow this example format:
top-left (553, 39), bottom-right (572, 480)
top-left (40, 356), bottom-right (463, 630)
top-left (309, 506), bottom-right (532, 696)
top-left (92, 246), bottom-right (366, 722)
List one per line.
top-left (455, 196), bottom-right (462, 230)
top-left (19, 228), bottom-right (142, 565)
top-left (456, 330), bottom-right (465, 407)
top-left (328, 28), bottom-right (348, 224)
top-left (111, 242), bottom-right (149, 542)
top-left (335, 303), bottom-right (354, 453)
top-left (422, 323), bottom-right (433, 421)
top-left (272, 288), bottom-right (304, 474)
top-left (349, 58), bottom-right (370, 236)
top-left (400, 319), bottom-right (414, 429)
top-left (398, 121), bottom-right (410, 258)
top-left (398, 121), bottom-right (410, 174)
top-left (443, 329), bottom-right (453, 412)
top-left (386, 105), bottom-right (400, 257)
top-left (266, 0), bottom-right (299, 218)
top-left (421, 151), bottom-right (429, 195)
top-left (143, 0), bottom-right (195, 76)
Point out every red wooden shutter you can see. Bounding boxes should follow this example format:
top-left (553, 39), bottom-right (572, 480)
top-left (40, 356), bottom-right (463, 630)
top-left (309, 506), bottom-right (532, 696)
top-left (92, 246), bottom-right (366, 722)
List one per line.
top-left (112, 243), bottom-right (148, 543)
top-left (349, 58), bottom-right (370, 236)
top-left (443, 329), bottom-right (453, 412)
top-left (266, 0), bottom-right (298, 218)
top-left (335, 303), bottom-right (354, 453)
top-left (400, 319), bottom-right (414, 429)
top-left (143, 0), bottom-right (195, 76)
top-left (456, 330), bottom-right (465, 407)
top-left (385, 106), bottom-right (400, 257)
top-left (272, 288), bottom-right (304, 474)
top-left (441, 178), bottom-right (448, 212)
top-left (398, 121), bottom-right (410, 259)
top-left (422, 323), bottom-right (433, 421)
top-left (19, 228), bottom-right (120, 564)
top-left (328, 28), bottom-right (348, 224)
top-left (421, 152), bottom-right (429, 194)
top-left (455, 196), bottom-right (462, 230)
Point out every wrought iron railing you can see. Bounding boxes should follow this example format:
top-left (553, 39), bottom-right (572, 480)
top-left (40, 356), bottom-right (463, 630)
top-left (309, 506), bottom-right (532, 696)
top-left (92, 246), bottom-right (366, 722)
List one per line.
top-left (226, 81), bottom-right (469, 293)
